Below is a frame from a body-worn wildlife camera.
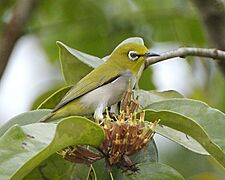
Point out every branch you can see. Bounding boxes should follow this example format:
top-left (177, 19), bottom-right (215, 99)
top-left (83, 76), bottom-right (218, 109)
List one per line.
top-left (0, 0), bottom-right (37, 80)
top-left (145, 47), bottom-right (225, 68)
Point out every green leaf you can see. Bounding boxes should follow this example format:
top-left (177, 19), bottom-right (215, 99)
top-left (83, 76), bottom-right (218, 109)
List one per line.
top-left (70, 164), bottom-right (92, 180)
top-left (156, 125), bottom-right (208, 155)
top-left (57, 41), bottom-right (104, 69)
top-left (130, 139), bottom-right (158, 164)
top-left (93, 162), bottom-right (184, 180)
top-left (145, 98), bottom-right (225, 167)
top-left (57, 41), bottom-right (103, 85)
top-left (0, 116), bottom-right (104, 179)
top-left (135, 90), bottom-right (183, 109)
top-left (109, 162), bottom-right (184, 180)
top-left (24, 154), bottom-right (74, 180)
top-left (123, 162), bottom-right (184, 180)
top-left (24, 153), bottom-right (91, 180)
top-left (31, 85), bottom-right (63, 110)
top-left (0, 110), bottom-right (51, 137)
top-left (37, 86), bottom-right (72, 109)
top-left (92, 159), bottom-right (112, 180)
top-left (25, 153), bottom-right (92, 180)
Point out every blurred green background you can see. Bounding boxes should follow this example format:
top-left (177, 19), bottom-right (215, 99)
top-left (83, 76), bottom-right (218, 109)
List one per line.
top-left (0, 0), bottom-right (225, 179)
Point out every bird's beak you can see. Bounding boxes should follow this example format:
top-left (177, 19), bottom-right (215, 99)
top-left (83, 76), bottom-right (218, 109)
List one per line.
top-left (144, 51), bottom-right (160, 57)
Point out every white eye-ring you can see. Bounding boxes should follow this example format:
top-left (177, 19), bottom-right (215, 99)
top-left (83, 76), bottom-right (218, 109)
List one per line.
top-left (128, 51), bottom-right (139, 61)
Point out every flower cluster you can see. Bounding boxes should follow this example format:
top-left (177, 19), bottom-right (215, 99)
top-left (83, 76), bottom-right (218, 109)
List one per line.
top-left (59, 90), bottom-right (158, 172)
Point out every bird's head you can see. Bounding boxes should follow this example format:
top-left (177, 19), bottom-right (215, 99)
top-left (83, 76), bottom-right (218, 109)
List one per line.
top-left (109, 43), bottom-right (159, 75)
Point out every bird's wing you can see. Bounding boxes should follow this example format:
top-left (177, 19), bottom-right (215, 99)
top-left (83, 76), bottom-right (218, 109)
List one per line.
top-left (53, 64), bottom-right (121, 112)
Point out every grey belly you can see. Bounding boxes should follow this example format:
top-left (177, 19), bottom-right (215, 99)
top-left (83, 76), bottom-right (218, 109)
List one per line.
top-left (80, 73), bottom-right (136, 113)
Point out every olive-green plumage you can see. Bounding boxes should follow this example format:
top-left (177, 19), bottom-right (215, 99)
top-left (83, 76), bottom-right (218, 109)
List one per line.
top-left (41, 42), bottom-right (158, 122)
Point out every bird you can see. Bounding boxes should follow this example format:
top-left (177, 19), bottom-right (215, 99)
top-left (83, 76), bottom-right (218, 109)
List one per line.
top-left (41, 42), bottom-right (159, 122)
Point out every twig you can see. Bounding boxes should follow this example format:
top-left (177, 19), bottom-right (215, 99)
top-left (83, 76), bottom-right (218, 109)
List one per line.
top-left (145, 47), bottom-right (225, 68)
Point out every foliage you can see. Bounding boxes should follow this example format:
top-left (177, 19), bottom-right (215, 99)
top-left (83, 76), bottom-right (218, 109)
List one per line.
top-left (0, 38), bottom-right (224, 179)
top-left (0, 115), bottom-right (104, 179)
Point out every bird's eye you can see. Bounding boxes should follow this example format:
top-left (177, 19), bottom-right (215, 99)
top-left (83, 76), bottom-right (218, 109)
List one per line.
top-left (128, 51), bottom-right (139, 61)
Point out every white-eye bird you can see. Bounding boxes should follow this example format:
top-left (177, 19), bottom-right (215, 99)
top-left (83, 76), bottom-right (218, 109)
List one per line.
top-left (41, 42), bottom-right (159, 122)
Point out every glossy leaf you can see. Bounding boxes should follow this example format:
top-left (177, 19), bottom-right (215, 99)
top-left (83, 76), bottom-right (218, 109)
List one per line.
top-left (0, 116), bottom-right (104, 179)
top-left (130, 139), bottom-right (158, 164)
top-left (110, 162), bottom-right (184, 180)
top-left (24, 153), bottom-right (91, 180)
top-left (156, 125), bottom-right (208, 155)
top-left (85, 162), bottom-right (184, 180)
top-left (25, 153), bottom-right (92, 180)
top-left (57, 41), bottom-right (103, 68)
top-left (135, 90), bottom-right (183, 109)
top-left (92, 159), bottom-right (111, 180)
top-left (0, 109), bottom-right (51, 137)
top-left (123, 162), bottom-right (184, 180)
top-left (145, 98), bottom-right (225, 167)
top-left (70, 164), bottom-right (92, 180)
top-left (31, 85), bottom-right (63, 110)
top-left (24, 154), bottom-right (74, 180)
top-left (57, 41), bottom-right (101, 85)
top-left (37, 86), bottom-right (72, 109)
